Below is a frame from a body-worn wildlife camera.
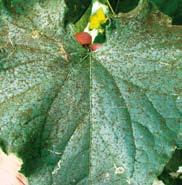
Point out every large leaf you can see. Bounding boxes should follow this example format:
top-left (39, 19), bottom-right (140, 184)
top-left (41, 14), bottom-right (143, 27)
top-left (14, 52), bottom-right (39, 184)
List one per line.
top-left (0, 0), bottom-right (181, 185)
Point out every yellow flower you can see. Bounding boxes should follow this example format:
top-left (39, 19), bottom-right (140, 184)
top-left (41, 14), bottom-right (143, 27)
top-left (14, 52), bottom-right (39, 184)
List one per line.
top-left (89, 8), bottom-right (108, 30)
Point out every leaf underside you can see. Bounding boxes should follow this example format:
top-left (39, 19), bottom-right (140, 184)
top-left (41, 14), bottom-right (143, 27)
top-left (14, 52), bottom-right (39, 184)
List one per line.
top-left (0, 0), bottom-right (181, 185)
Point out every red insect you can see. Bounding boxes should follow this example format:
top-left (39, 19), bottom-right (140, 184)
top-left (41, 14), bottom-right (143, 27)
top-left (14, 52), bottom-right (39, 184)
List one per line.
top-left (74, 32), bottom-right (102, 52)
top-left (74, 32), bottom-right (92, 45)
top-left (90, 43), bottom-right (102, 51)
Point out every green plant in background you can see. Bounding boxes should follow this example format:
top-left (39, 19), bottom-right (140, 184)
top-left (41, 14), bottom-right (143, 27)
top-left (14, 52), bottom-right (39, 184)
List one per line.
top-left (0, 0), bottom-right (181, 185)
top-left (151, 0), bottom-right (182, 25)
top-left (108, 0), bottom-right (182, 25)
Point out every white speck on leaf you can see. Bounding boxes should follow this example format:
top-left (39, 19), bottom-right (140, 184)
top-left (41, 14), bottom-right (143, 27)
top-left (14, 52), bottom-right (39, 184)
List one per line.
top-left (114, 164), bottom-right (125, 175)
top-left (152, 179), bottom-right (165, 185)
top-left (169, 172), bottom-right (179, 178)
top-left (52, 160), bottom-right (62, 175)
top-left (127, 177), bottom-right (131, 184)
top-left (48, 149), bottom-right (62, 155)
top-left (31, 30), bottom-right (40, 39)
top-left (105, 172), bottom-right (110, 178)
top-left (177, 166), bottom-right (182, 173)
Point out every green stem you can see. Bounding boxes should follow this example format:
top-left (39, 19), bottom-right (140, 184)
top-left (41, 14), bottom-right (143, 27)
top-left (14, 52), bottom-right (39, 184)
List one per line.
top-left (106, 0), bottom-right (116, 16)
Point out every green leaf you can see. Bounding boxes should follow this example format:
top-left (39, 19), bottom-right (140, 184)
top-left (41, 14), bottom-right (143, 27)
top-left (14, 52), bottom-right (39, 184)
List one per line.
top-left (0, 0), bottom-right (181, 185)
top-left (64, 0), bottom-right (91, 25)
top-left (159, 149), bottom-right (182, 185)
top-left (150, 0), bottom-right (182, 25)
top-left (74, 3), bottom-right (92, 33)
top-left (109, 0), bottom-right (182, 25)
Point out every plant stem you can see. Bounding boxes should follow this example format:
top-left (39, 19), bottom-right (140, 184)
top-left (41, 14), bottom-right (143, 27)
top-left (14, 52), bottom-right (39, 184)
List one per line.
top-left (106, 0), bottom-right (116, 15)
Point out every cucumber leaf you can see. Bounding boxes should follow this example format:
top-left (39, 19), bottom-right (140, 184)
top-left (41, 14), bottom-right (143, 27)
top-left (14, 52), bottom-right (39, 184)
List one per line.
top-left (0, 0), bottom-right (181, 185)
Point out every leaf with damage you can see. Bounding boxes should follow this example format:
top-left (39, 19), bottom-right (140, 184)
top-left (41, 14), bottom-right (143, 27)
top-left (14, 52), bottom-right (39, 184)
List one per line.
top-left (0, 0), bottom-right (181, 185)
